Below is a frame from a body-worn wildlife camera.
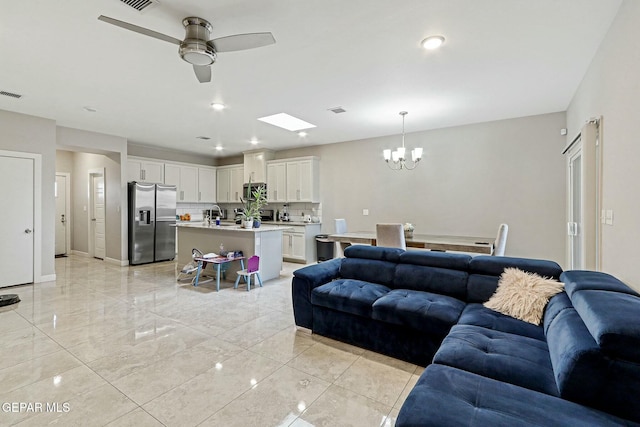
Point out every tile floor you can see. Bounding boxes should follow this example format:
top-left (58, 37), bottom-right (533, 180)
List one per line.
top-left (0, 255), bottom-right (423, 426)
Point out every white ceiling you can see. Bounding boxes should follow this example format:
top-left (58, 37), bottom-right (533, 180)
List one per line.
top-left (0, 0), bottom-right (622, 157)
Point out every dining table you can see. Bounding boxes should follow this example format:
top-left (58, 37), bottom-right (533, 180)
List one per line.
top-left (328, 232), bottom-right (494, 254)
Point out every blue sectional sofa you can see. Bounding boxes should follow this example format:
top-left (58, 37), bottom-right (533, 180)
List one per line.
top-left (291, 245), bottom-right (640, 426)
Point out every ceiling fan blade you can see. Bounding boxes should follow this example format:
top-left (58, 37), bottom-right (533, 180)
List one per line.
top-left (98, 15), bottom-right (182, 46)
top-left (193, 65), bottom-right (211, 83)
top-left (209, 32), bottom-right (275, 52)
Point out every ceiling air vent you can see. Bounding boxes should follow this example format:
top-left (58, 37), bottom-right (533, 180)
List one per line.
top-left (328, 106), bottom-right (346, 114)
top-left (196, 136), bottom-right (211, 140)
top-left (119, 0), bottom-right (159, 13)
top-left (0, 90), bottom-right (23, 99)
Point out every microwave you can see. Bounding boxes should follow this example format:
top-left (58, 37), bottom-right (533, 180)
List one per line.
top-left (242, 182), bottom-right (267, 199)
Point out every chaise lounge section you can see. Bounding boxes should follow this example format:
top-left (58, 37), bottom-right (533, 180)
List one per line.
top-left (292, 245), bottom-right (640, 426)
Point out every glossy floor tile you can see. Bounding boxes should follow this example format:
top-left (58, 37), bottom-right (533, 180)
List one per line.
top-left (0, 255), bottom-right (422, 426)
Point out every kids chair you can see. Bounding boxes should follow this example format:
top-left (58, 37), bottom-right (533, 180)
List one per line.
top-left (234, 255), bottom-right (263, 291)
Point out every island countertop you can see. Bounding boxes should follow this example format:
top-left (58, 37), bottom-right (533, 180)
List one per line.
top-left (176, 223), bottom-right (293, 232)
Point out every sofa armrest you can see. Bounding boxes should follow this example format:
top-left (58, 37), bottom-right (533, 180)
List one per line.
top-left (292, 258), bottom-right (342, 329)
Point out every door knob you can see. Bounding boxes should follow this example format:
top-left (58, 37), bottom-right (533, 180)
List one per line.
top-left (24, 228), bottom-right (32, 234)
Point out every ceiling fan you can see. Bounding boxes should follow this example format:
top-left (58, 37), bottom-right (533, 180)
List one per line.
top-left (98, 15), bottom-right (275, 83)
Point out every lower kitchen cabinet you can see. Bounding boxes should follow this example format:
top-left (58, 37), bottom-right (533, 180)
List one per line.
top-left (281, 224), bottom-right (321, 263)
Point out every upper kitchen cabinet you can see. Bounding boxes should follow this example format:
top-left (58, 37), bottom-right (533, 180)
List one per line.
top-left (266, 161), bottom-right (287, 202)
top-left (217, 164), bottom-right (244, 203)
top-left (243, 150), bottom-right (274, 183)
top-left (286, 157), bottom-right (320, 203)
top-left (127, 157), bottom-right (164, 183)
top-left (197, 167), bottom-right (216, 203)
top-left (165, 163), bottom-right (198, 202)
top-left (267, 157), bottom-right (319, 203)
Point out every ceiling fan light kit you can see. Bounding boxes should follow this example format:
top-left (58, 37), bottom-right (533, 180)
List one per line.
top-left (180, 17), bottom-right (216, 66)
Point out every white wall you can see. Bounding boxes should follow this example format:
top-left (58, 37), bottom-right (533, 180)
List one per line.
top-left (276, 112), bottom-right (567, 264)
top-left (0, 109), bottom-right (57, 279)
top-left (566, 0), bottom-right (640, 289)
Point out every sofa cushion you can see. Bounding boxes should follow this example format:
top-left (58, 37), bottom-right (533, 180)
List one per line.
top-left (570, 289), bottom-right (640, 362)
top-left (466, 274), bottom-right (500, 303)
top-left (470, 255), bottom-right (563, 279)
top-left (311, 279), bottom-right (390, 318)
top-left (340, 258), bottom-right (397, 287)
top-left (545, 307), bottom-right (606, 405)
top-left (543, 291), bottom-right (573, 336)
top-left (393, 264), bottom-right (469, 299)
top-left (458, 303), bottom-right (545, 341)
top-left (396, 364), bottom-right (638, 427)
top-left (484, 268), bottom-right (564, 325)
top-left (398, 250), bottom-right (471, 271)
top-left (343, 245), bottom-right (403, 262)
top-left (561, 270), bottom-right (640, 298)
top-left (371, 289), bottom-right (465, 336)
top-left (433, 324), bottom-right (558, 396)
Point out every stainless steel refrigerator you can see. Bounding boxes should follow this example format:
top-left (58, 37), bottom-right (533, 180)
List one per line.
top-left (128, 182), bottom-right (176, 265)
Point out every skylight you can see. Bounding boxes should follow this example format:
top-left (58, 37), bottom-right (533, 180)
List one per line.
top-left (257, 113), bottom-right (316, 132)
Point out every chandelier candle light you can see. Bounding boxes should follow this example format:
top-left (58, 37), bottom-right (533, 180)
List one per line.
top-left (383, 111), bottom-right (423, 170)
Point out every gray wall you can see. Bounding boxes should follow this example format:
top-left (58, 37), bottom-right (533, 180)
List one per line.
top-left (566, 0), bottom-right (640, 289)
top-left (276, 112), bottom-right (567, 264)
top-left (0, 109), bottom-right (57, 279)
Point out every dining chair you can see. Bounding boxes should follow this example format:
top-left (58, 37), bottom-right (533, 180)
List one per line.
top-left (376, 223), bottom-right (406, 250)
top-left (234, 255), bottom-right (263, 291)
top-left (334, 218), bottom-right (350, 257)
top-left (493, 223), bottom-right (509, 256)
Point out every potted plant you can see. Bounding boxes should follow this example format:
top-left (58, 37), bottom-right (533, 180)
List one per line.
top-left (240, 180), bottom-right (268, 228)
top-left (403, 223), bottom-right (415, 238)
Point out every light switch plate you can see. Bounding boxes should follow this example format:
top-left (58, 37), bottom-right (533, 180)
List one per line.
top-left (362, 209), bottom-right (369, 216)
top-left (605, 209), bottom-right (614, 225)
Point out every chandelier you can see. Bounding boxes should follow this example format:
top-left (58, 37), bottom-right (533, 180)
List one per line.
top-left (383, 111), bottom-right (423, 170)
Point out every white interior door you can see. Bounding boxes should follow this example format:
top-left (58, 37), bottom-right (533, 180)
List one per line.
top-left (55, 174), bottom-right (69, 255)
top-left (92, 174), bottom-right (106, 260)
top-left (567, 140), bottom-right (583, 270)
top-left (0, 155), bottom-right (34, 286)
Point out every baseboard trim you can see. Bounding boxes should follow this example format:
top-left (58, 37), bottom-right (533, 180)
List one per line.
top-left (105, 257), bottom-right (129, 267)
top-left (71, 250), bottom-right (89, 258)
top-left (36, 274), bottom-right (56, 283)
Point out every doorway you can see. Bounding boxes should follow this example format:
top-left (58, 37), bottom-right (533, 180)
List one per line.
top-left (89, 169), bottom-right (106, 260)
top-left (0, 153), bottom-right (35, 287)
top-left (564, 120), bottom-right (601, 270)
top-left (55, 173), bottom-right (71, 256)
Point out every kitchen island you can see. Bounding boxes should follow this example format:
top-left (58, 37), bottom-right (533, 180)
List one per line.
top-left (176, 223), bottom-right (291, 283)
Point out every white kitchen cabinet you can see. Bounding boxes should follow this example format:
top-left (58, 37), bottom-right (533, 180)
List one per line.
top-left (283, 228), bottom-right (305, 261)
top-left (216, 165), bottom-right (244, 203)
top-left (197, 167), bottom-right (216, 203)
top-left (266, 161), bottom-right (287, 202)
top-left (267, 157), bottom-right (319, 203)
top-left (243, 150), bottom-right (274, 183)
top-left (282, 223), bottom-right (321, 263)
top-left (127, 158), bottom-right (164, 183)
top-left (286, 158), bottom-right (320, 202)
top-left (165, 163), bottom-right (198, 202)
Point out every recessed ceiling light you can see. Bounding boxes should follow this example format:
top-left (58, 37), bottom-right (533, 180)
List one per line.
top-left (250, 138), bottom-right (259, 145)
top-left (298, 131), bottom-right (307, 137)
top-left (421, 35), bottom-right (445, 50)
top-left (211, 103), bottom-right (226, 110)
top-left (83, 106), bottom-right (97, 113)
top-left (258, 113), bottom-right (316, 132)
top-left (215, 145), bottom-right (223, 151)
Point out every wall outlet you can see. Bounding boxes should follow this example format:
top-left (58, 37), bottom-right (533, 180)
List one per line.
top-left (362, 209), bottom-right (369, 216)
top-left (605, 209), bottom-right (614, 225)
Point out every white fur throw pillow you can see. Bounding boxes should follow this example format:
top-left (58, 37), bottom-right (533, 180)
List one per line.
top-left (484, 268), bottom-right (564, 325)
